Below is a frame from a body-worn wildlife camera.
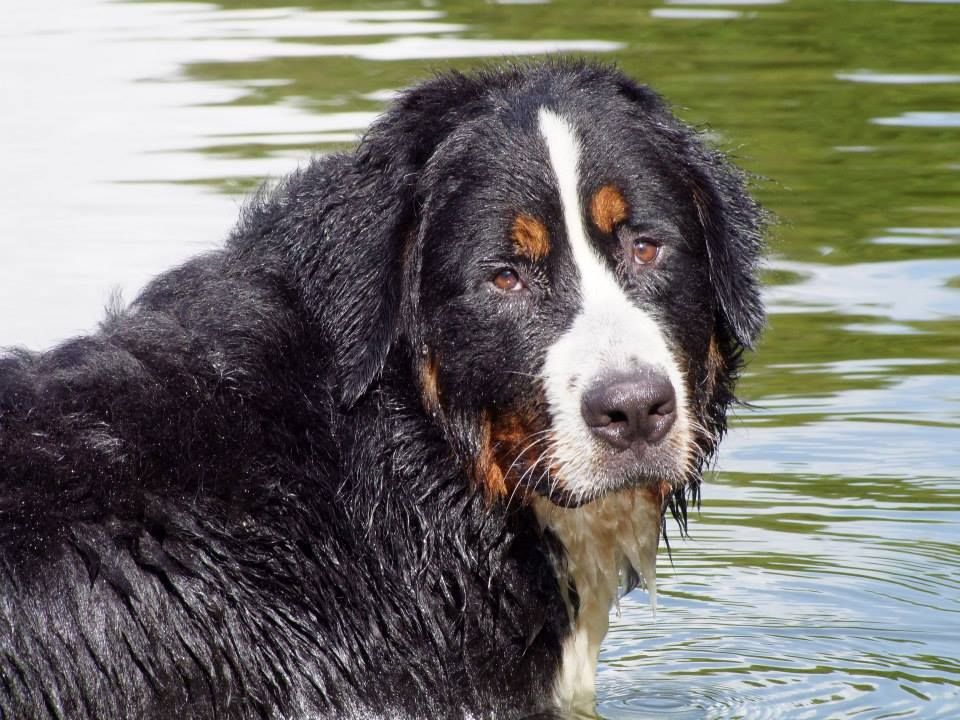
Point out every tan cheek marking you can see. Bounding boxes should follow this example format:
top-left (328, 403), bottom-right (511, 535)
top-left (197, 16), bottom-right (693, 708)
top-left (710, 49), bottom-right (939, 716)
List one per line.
top-left (475, 415), bottom-right (508, 499)
top-left (511, 214), bottom-right (551, 261)
top-left (693, 334), bottom-right (726, 457)
top-left (642, 479), bottom-right (674, 516)
top-left (491, 412), bottom-right (527, 449)
top-left (475, 411), bottom-right (556, 502)
top-left (419, 353), bottom-right (441, 413)
top-left (704, 334), bottom-right (724, 404)
top-left (590, 184), bottom-right (629, 234)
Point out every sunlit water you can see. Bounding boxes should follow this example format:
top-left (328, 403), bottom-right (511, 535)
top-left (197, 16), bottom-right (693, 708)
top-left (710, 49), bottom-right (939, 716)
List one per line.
top-left (1, 1), bottom-right (958, 718)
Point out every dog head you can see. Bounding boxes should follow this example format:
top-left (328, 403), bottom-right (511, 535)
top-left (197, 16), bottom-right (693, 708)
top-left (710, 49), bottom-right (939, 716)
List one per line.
top-left (328, 61), bottom-right (764, 508)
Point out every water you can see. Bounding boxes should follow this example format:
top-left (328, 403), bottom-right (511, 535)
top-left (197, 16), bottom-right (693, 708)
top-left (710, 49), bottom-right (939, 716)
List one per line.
top-left (1, 0), bottom-right (958, 717)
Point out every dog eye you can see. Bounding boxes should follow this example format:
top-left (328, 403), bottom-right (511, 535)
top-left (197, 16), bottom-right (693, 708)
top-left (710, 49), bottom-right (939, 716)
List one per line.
top-left (632, 238), bottom-right (660, 266)
top-left (492, 268), bottom-right (524, 292)
top-left (616, 225), bottom-right (663, 269)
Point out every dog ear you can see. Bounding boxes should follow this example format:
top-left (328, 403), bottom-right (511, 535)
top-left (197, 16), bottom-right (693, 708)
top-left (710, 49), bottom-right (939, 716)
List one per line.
top-left (314, 72), bottom-right (501, 407)
top-left (614, 74), bottom-right (766, 350)
top-left (687, 151), bottom-right (766, 350)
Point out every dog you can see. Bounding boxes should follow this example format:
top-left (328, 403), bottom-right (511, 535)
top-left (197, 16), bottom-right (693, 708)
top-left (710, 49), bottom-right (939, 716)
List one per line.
top-left (0, 60), bottom-right (764, 719)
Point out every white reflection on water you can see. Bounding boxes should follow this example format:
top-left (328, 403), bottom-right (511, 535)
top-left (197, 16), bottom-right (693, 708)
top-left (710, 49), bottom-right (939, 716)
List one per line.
top-left (888, 227), bottom-right (960, 237)
top-left (651, 9), bottom-right (743, 19)
top-left (722, 416), bottom-right (960, 479)
top-left (273, 36), bottom-right (623, 61)
top-left (869, 235), bottom-right (956, 246)
top-left (138, 7), bottom-right (468, 38)
top-left (869, 228), bottom-right (960, 248)
top-left (871, 111), bottom-right (960, 127)
top-left (837, 71), bottom-right (960, 84)
top-left (724, 367), bottom-right (960, 477)
top-left (765, 258), bottom-right (960, 321)
top-left (666, 0), bottom-right (784, 4)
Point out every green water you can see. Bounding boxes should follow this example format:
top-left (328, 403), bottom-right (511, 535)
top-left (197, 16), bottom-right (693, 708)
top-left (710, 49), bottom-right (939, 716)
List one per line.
top-left (1, 0), bottom-right (958, 717)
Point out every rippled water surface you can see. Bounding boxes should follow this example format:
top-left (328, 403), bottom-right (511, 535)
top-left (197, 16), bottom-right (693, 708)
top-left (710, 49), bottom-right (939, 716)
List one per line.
top-left (2, 0), bottom-right (959, 717)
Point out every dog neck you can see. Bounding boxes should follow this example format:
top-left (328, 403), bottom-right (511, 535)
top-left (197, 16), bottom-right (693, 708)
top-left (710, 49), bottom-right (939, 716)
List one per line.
top-left (533, 490), bottom-right (662, 713)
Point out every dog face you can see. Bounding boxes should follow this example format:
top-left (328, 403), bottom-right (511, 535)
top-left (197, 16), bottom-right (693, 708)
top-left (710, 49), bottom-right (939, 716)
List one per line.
top-left (339, 63), bottom-right (763, 508)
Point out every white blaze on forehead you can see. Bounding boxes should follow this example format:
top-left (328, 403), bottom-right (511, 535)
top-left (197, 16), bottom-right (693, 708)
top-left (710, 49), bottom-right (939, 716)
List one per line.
top-left (538, 109), bottom-right (680, 382)
top-left (537, 109), bottom-right (624, 311)
top-left (538, 109), bottom-right (585, 261)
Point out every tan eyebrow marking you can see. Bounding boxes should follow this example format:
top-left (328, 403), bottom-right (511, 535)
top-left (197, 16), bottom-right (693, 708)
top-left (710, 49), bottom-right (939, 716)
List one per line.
top-left (511, 214), bottom-right (551, 261)
top-left (590, 184), bottom-right (629, 234)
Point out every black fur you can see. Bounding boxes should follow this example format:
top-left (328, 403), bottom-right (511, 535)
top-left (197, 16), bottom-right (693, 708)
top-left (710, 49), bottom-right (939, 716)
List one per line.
top-left (0, 60), bottom-right (763, 719)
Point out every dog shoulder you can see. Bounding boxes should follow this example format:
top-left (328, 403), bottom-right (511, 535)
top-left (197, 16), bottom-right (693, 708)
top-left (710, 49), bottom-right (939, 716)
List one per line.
top-left (0, 233), bottom-right (323, 557)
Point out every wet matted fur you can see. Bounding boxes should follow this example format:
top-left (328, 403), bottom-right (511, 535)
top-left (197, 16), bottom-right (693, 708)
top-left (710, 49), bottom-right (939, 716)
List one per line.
top-left (0, 60), bottom-right (764, 719)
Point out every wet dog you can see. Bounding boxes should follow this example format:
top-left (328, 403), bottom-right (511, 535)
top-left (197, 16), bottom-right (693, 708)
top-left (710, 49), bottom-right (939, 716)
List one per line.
top-left (0, 60), bottom-right (764, 719)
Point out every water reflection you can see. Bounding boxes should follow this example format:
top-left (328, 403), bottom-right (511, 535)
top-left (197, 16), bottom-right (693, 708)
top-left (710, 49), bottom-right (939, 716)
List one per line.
top-left (650, 9), bottom-right (744, 19)
top-left (871, 112), bottom-right (960, 128)
top-left (837, 72), bottom-right (960, 85)
top-left (666, 0), bottom-right (784, 4)
top-left (766, 259), bottom-right (960, 321)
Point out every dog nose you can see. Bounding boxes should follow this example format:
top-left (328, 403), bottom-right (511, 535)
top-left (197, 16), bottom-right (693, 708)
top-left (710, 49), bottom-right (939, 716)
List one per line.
top-left (580, 369), bottom-right (677, 450)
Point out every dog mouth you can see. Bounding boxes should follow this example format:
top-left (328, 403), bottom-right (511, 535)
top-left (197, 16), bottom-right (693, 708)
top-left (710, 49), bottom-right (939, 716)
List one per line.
top-left (487, 407), bottom-right (692, 508)
top-left (528, 476), bottom-right (604, 509)
top-left (497, 429), bottom-right (689, 509)
top-left (525, 461), bottom-right (686, 508)
top-left (485, 366), bottom-right (694, 508)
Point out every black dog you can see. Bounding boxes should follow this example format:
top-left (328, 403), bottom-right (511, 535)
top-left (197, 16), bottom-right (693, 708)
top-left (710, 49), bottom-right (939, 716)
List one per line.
top-left (0, 60), bottom-right (764, 719)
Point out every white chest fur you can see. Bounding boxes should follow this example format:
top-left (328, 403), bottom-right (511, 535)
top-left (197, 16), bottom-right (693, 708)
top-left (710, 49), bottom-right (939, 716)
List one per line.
top-left (533, 491), bottom-right (662, 713)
